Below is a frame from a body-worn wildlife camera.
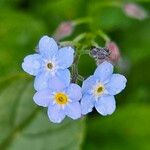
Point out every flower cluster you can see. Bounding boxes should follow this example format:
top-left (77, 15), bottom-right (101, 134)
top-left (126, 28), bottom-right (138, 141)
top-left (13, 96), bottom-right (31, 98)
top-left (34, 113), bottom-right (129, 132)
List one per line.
top-left (22, 35), bottom-right (127, 123)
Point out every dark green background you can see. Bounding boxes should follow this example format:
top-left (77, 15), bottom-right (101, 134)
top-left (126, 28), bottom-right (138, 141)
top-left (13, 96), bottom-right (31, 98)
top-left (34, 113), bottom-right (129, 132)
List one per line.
top-left (0, 0), bottom-right (150, 150)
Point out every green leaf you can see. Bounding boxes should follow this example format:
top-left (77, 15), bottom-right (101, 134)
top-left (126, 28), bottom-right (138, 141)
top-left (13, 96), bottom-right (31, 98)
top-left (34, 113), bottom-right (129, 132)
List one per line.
top-left (0, 8), bottom-right (46, 77)
top-left (0, 75), bottom-right (85, 150)
top-left (30, 0), bottom-right (85, 31)
top-left (117, 19), bottom-right (150, 64)
top-left (0, 9), bottom-right (85, 150)
top-left (117, 58), bottom-right (150, 104)
top-left (83, 104), bottom-right (150, 150)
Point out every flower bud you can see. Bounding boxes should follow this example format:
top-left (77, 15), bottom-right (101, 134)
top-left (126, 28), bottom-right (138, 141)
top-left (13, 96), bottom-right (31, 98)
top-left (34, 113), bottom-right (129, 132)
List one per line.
top-left (123, 3), bottom-right (147, 20)
top-left (90, 46), bottom-right (110, 65)
top-left (54, 21), bottom-right (74, 40)
top-left (106, 41), bottom-right (121, 64)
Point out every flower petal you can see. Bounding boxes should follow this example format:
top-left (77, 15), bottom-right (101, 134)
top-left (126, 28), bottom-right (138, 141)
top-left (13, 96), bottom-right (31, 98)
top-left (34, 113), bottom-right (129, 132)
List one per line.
top-left (81, 94), bottom-right (95, 115)
top-left (106, 74), bottom-right (127, 95)
top-left (94, 61), bottom-right (114, 82)
top-left (22, 54), bottom-right (42, 76)
top-left (82, 76), bottom-right (96, 94)
top-left (39, 36), bottom-right (58, 58)
top-left (95, 95), bottom-right (116, 116)
top-left (66, 84), bottom-right (82, 101)
top-left (48, 104), bottom-right (65, 123)
top-left (33, 89), bottom-right (53, 107)
top-left (65, 102), bottom-right (81, 119)
top-left (48, 69), bottom-right (71, 91)
top-left (57, 47), bottom-right (74, 69)
top-left (34, 72), bottom-right (50, 91)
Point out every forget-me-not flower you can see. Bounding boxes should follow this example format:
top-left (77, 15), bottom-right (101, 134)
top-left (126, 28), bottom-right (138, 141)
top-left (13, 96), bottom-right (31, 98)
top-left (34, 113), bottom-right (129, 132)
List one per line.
top-left (81, 61), bottom-right (127, 116)
top-left (33, 83), bottom-right (82, 123)
top-left (22, 36), bottom-right (74, 91)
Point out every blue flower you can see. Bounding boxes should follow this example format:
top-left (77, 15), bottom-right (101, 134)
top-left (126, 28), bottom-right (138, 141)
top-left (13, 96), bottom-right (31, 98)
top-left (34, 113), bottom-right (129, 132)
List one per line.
top-left (33, 83), bottom-right (82, 123)
top-left (81, 61), bottom-right (127, 116)
top-left (22, 36), bottom-right (74, 91)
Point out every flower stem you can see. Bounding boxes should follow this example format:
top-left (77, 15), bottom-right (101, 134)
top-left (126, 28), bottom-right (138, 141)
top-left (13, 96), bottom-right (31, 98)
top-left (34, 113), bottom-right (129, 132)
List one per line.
top-left (71, 60), bottom-right (79, 83)
top-left (73, 33), bottom-right (87, 43)
top-left (97, 30), bottom-right (110, 42)
top-left (96, 1), bottom-right (122, 8)
top-left (60, 41), bottom-right (75, 46)
top-left (72, 17), bottom-right (92, 26)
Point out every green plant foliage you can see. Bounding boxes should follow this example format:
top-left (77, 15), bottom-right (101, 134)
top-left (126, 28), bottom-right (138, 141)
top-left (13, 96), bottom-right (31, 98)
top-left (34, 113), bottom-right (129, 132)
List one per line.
top-left (0, 76), bottom-right (85, 150)
top-left (83, 104), bottom-right (150, 150)
top-left (0, 0), bottom-right (150, 150)
top-left (0, 9), bottom-right (46, 77)
top-left (0, 8), bottom-right (85, 150)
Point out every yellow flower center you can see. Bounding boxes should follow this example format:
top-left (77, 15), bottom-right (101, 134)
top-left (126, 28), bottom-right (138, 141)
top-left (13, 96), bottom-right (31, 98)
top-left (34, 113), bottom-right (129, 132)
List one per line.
top-left (97, 86), bottom-right (104, 93)
top-left (94, 83), bottom-right (105, 97)
top-left (47, 63), bottom-right (53, 69)
top-left (55, 93), bottom-right (68, 105)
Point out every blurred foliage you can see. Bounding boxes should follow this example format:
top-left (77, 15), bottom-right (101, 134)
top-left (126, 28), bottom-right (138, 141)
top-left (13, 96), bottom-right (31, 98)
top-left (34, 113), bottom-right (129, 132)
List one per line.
top-left (0, 76), bottom-right (85, 150)
top-left (83, 104), bottom-right (150, 150)
top-left (0, 0), bottom-right (150, 150)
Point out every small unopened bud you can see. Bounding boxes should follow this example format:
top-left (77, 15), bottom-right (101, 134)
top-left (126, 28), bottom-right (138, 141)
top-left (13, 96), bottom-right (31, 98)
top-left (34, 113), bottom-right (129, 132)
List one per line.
top-left (54, 21), bottom-right (74, 40)
top-left (123, 3), bottom-right (148, 20)
top-left (106, 41), bottom-right (121, 64)
top-left (90, 46), bottom-right (110, 65)
top-left (90, 47), bottom-right (99, 58)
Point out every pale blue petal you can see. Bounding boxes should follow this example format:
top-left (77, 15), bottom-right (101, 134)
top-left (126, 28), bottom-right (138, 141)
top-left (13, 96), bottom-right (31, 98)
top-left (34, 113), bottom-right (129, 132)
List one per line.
top-left (39, 36), bottom-right (58, 58)
top-left (82, 76), bottom-right (96, 94)
top-left (65, 102), bottom-right (81, 119)
top-left (33, 89), bottom-right (53, 107)
top-left (48, 104), bottom-right (65, 123)
top-left (34, 72), bottom-right (50, 91)
top-left (106, 74), bottom-right (127, 95)
top-left (22, 54), bottom-right (42, 76)
top-left (95, 95), bottom-right (116, 116)
top-left (81, 94), bottom-right (95, 115)
top-left (56, 47), bottom-right (74, 69)
top-left (48, 69), bottom-right (70, 91)
top-left (94, 61), bottom-right (114, 82)
top-left (66, 84), bottom-right (82, 101)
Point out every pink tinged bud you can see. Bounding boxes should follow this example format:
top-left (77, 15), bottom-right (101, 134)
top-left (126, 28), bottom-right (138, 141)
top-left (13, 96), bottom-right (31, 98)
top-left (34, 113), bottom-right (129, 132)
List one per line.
top-left (106, 41), bottom-right (121, 64)
top-left (123, 3), bottom-right (148, 20)
top-left (54, 21), bottom-right (74, 40)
